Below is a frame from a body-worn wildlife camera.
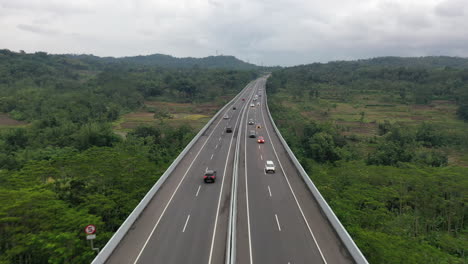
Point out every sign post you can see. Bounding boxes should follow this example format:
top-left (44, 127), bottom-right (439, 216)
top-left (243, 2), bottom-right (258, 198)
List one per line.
top-left (85, 224), bottom-right (100, 254)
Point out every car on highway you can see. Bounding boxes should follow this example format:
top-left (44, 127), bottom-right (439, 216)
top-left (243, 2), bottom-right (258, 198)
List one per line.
top-left (242, 98), bottom-right (245, 101)
top-left (257, 102), bottom-right (260, 106)
top-left (223, 114), bottom-right (229, 119)
top-left (265, 160), bottom-right (275, 173)
top-left (204, 169), bottom-right (216, 183)
top-left (233, 106), bottom-right (237, 110)
top-left (248, 119), bottom-right (254, 125)
top-left (249, 130), bottom-right (256, 138)
top-left (250, 103), bottom-right (255, 107)
top-left (226, 126), bottom-right (233, 133)
top-left (257, 136), bottom-right (265, 143)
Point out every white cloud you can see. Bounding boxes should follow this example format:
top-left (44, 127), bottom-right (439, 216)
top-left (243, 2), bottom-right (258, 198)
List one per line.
top-left (0, 0), bottom-right (467, 65)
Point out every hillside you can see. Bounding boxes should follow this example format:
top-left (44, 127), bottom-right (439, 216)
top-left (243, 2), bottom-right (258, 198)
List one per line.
top-left (267, 59), bottom-right (468, 264)
top-left (356, 56), bottom-right (468, 69)
top-left (0, 49), bottom-right (257, 263)
top-left (66, 53), bottom-right (258, 70)
top-left (119, 54), bottom-right (259, 69)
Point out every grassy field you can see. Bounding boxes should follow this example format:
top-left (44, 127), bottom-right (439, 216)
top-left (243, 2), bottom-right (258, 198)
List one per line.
top-left (112, 101), bottom-right (218, 135)
top-left (274, 92), bottom-right (468, 166)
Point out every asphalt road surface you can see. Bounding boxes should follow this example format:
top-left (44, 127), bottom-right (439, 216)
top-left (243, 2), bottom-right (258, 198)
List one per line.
top-left (105, 79), bottom-right (258, 264)
top-left (235, 76), bottom-right (355, 264)
top-left (105, 76), bottom-right (356, 264)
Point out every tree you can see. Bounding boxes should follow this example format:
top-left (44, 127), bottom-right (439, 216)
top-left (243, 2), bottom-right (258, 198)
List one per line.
top-left (416, 123), bottom-right (444, 147)
top-left (307, 132), bottom-right (341, 163)
top-left (456, 103), bottom-right (468, 121)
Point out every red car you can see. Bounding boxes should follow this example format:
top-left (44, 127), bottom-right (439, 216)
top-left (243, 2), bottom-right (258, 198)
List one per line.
top-left (257, 136), bottom-right (265, 143)
top-left (242, 98), bottom-right (245, 101)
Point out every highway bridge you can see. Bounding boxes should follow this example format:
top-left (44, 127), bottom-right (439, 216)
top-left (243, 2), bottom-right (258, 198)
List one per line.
top-left (92, 76), bottom-right (368, 264)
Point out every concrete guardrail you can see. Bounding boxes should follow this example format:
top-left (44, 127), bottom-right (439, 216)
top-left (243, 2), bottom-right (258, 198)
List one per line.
top-left (226, 80), bottom-right (256, 264)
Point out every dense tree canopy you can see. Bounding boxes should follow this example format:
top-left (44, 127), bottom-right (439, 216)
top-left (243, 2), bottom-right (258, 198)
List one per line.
top-left (267, 58), bottom-right (468, 263)
top-left (0, 50), bottom-right (257, 263)
top-left (267, 58), bottom-right (468, 122)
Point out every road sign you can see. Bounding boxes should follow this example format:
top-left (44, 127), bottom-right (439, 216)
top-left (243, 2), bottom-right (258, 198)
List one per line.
top-left (87, 234), bottom-right (96, 240)
top-left (85, 224), bottom-right (96, 235)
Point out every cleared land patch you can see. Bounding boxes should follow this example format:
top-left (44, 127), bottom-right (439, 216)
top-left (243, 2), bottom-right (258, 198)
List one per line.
top-left (113, 101), bottom-right (216, 134)
top-left (0, 113), bottom-right (28, 128)
top-left (274, 92), bottom-right (468, 166)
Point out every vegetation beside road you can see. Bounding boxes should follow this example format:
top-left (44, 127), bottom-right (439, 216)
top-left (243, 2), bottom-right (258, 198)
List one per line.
top-left (267, 58), bottom-right (468, 264)
top-left (0, 49), bottom-right (257, 263)
top-left (112, 101), bottom-right (218, 135)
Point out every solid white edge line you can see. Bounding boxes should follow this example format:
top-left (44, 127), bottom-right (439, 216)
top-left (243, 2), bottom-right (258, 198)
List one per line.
top-left (261, 80), bottom-right (328, 264)
top-left (268, 186), bottom-right (272, 197)
top-left (208, 81), bottom-right (256, 264)
top-left (275, 214), bottom-right (281, 231)
top-left (132, 100), bottom-right (232, 264)
top-left (196, 185), bottom-right (201, 197)
top-left (182, 214), bottom-right (190, 232)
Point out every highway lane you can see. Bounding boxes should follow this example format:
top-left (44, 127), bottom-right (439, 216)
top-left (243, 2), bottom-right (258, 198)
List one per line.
top-left (236, 77), bottom-right (355, 264)
top-left (105, 80), bottom-right (257, 264)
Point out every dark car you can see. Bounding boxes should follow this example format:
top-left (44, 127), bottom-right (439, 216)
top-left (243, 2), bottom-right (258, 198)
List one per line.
top-left (233, 106), bottom-right (237, 110)
top-left (226, 126), bottom-right (233, 133)
top-left (204, 170), bottom-right (216, 183)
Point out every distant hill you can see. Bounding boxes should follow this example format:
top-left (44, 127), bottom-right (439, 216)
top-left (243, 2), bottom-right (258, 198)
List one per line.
top-left (354, 56), bottom-right (468, 69)
top-left (282, 56), bottom-right (468, 76)
top-left (67, 53), bottom-right (258, 70)
top-left (121, 54), bottom-right (258, 69)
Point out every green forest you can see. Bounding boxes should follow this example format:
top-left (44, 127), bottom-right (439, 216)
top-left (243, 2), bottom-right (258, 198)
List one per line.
top-left (2, 49), bottom-right (467, 263)
top-left (0, 49), bottom-right (257, 263)
top-left (72, 53), bottom-right (258, 70)
top-left (267, 58), bottom-right (468, 263)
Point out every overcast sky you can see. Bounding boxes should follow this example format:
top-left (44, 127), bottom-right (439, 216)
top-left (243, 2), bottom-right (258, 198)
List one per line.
top-left (1, 0), bottom-right (467, 66)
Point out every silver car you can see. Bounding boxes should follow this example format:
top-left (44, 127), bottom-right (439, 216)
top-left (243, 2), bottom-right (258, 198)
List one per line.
top-left (265, 160), bottom-right (275, 173)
